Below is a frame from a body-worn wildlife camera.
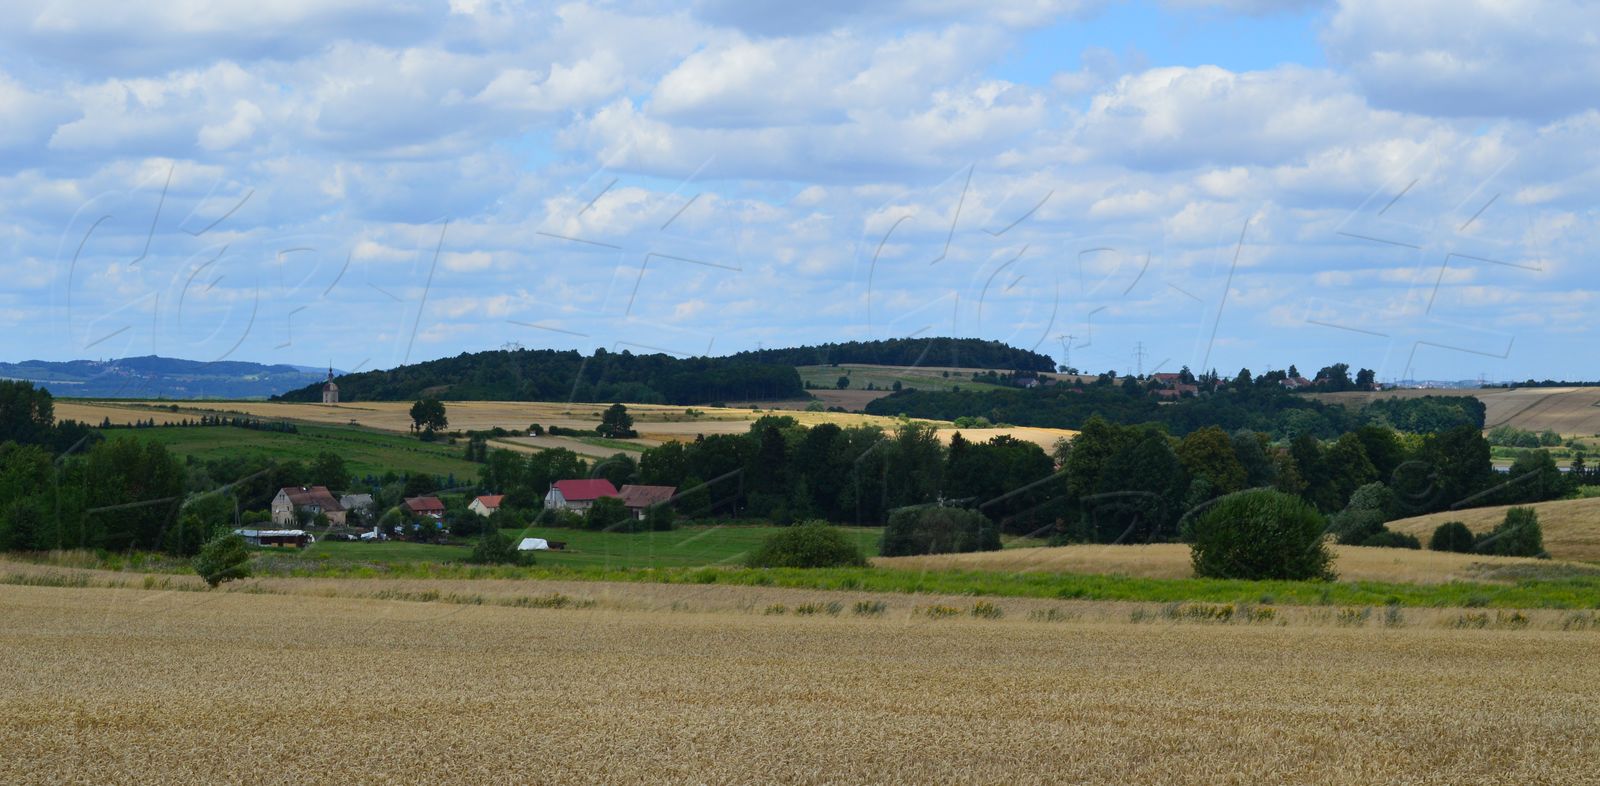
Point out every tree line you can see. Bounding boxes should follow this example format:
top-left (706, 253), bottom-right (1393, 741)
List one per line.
top-left (866, 375), bottom-right (1484, 439)
top-left (474, 405), bottom-right (1562, 545)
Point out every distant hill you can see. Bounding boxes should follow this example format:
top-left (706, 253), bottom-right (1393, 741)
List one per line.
top-left (274, 337), bottom-right (1051, 405)
top-left (727, 338), bottom-right (1056, 372)
top-left (275, 347), bottom-right (804, 405)
top-left (0, 356), bottom-right (333, 399)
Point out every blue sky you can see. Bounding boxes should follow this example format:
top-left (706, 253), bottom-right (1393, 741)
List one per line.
top-left (1, 0), bottom-right (1595, 382)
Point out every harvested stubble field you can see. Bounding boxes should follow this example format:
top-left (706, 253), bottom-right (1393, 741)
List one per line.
top-left (875, 543), bottom-right (1595, 585)
top-left (55, 399), bottom-right (1078, 455)
top-left (1312, 385), bottom-right (1600, 435)
top-left (2, 581), bottom-right (1597, 785)
top-left (1387, 496), bottom-right (1600, 562)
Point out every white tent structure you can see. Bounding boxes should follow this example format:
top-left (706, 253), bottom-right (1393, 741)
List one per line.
top-left (516, 537), bottom-right (550, 551)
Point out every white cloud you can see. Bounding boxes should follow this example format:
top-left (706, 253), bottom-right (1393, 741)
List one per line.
top-left (1071, 65), bottom-right (1423, 170)
top-left (1324, 0), bottom-right (1600, 120)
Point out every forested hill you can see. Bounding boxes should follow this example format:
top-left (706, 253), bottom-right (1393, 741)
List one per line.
top-left (274, 338), bottom-right (1054, 405)
top-left (274, 347), bottom-right (805, 405)
top-left (727, 338), bottom-right (1056, 371)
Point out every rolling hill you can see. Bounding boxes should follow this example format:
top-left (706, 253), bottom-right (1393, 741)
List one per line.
top-left (1386, 497), bottom-right (1600, 562)
top-left (1314, 387), bottom-right (1600, 435)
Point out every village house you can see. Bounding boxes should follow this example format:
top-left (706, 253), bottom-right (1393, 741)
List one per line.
top-left (270, 486), bottom-right (345, 526)
top-left (619, 484), bottom-right (676, 520)
top-left (339, 493), bottom-right (374, 515)
top-left (544, 479), bottom-right (619, 512)
top-left (403, 496), bottom-right (446, 519)
top-left (468, 494), bottom-right (504, 518)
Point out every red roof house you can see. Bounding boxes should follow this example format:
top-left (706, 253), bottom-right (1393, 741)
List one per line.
top-left (403, 496), bottom-right (446, 518)
top-left (545, 479), bottom-right (620, 512)
top-left (469, 495), bottom-right (505, 517)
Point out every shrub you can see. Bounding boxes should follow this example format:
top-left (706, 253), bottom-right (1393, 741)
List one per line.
top-left (644, 504), bottom-right (676, 532)
top-left (1428, 521), bottom-right (1475, 553)
top-left (1189, 489), bottom-right (1335, 581)
top-left (1360, 530), bottom-right (1421, 549)
top-left (746, 521), bottom-right (868, 569)
top-left (879, 506), bottom-right (1001, 557)
top-left (467, 530), bottom-right (526, 565)
top-left (1474, 506), bottom-right (1546, 558)
top-left (584, 496), bottom-right (634, 532)
top-left (193, 532), bottom-right (251, 588)
top-left (1327, 508), bottom-right (1386, 545)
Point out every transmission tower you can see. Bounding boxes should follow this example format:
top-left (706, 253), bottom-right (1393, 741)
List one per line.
top-left (1056, 334), bottom-right (1077, 372)
top-left (1133, 341), bottom-right (1148, 377)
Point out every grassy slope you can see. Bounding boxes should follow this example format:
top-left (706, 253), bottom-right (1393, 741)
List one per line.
top-left (1387, 497), bottom-right (1600, 562)
top-left (797, 364), bottom-right (1009, 394)
top-left (117, 424), bottom-right (481, 479)
top-left (304, 525), bottom-right (884, 570)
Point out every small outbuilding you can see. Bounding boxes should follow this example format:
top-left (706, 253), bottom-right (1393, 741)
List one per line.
top-left (234, 529), bottom-right (313, 548)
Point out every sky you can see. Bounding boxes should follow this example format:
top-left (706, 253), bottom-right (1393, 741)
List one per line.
top-left (1, 0), bottom-right (1595, 383)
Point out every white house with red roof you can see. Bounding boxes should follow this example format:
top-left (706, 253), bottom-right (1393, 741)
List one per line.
top-left (544, 479), bottom-right (620, 512)
top-left (468, 494), bottom-right (505, 518)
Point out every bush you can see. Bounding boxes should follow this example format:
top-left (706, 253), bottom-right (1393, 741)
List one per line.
top-left (644, 504), bottom-right (675, 531)
top-left (584, 496), bottom-right (634, 532)
top-left (1359, 530), bottom-right (1421, 549)
top-left (468, 530), bottom-right (526, 565)
top-left (1475, 506), bottom-right (1546, 558)
top-left (1189, 489), bottom-right (1335, 581)
top-left (879, 506), bottom-right (1001, 557)
top-left (1327, 508), bottom-right (1386, 545)
top-left (1429, 521), bottom-right (1475, 553)
top-left (747, 521), bottom-right (868, 568)
top-left (193, 532), bottom-right (251, 588)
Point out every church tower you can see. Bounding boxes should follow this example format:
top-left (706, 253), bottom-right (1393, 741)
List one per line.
top-left (321, 366), bottom-right (339, 404)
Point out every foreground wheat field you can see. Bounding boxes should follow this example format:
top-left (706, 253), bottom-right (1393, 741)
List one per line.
top-left (875, 542), bottom-right (1591, 585)
top-left (3, 582), bottom-right (1597, 785)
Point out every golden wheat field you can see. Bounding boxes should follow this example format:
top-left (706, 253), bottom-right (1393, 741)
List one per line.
top-left (874, 543), bottom-right (1590, 584)
top-left (2, 580), bottom-right (1597, 785)
top-left (1387, 496), bottom-right (1600, 562)
top-left (53, 399), bottom-right (1078, 454)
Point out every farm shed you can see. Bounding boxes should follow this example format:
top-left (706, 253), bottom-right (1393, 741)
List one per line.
top-left (234, 529), bottom-right (312, 548)
top-left (619, 484), bottom-right (676, 519)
